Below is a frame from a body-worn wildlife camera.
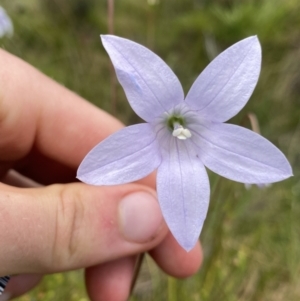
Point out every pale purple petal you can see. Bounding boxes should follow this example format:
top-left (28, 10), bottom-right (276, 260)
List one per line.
top-left (0, 7), bottom-right (13, 38)
top-left (157, 138), bottom-right (210, 251)
top-left (101, 35), bottom-right (184, 122)
top-left (77, 124), bottom-right (161, 185)
top-left (185, 36), bottom-right (261, 122)
top-left (190, 122), bottom-right (293, 183)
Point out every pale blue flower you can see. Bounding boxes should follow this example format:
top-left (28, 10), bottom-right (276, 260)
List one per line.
top-left (77, 35), bottom-right (292, 251)
top-left (0, 7), bottom-right (13, 38)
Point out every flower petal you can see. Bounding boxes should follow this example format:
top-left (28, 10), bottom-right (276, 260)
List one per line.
top-left (101, 35), bottom-right (184, 122)
top-left (185, 36), bottom-right (261, 122)
top-left (191, 122), bottom-right (293, 183)
top-left (0, 7), bottom-right (13, 38)
top-left (157, 139), bottom-right (210, 251)
top-left (77, 124), bottom-right (161, 185)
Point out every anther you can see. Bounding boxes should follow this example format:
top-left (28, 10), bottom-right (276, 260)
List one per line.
top-left (172, 124), bottom-right (192, 140)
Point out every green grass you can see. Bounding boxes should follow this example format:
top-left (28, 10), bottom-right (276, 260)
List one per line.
top-left (1, 0), bottom-right (300, 300)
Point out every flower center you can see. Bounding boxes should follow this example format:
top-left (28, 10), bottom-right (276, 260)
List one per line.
top-left (172, 122), bottom-right (192, 140)
top-left (154, 104), bottom-right (195, 143)
top-left (165, 114), bottom-right (192, 140)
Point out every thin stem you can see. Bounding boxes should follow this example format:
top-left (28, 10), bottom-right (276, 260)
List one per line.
top-left (107, 0), bottom-right (114, 35)
top-left (129, 253), bottom-right (145, 297)
top-left (167, 276), bottom-right (177, 301)
top-left (107, 0), bottom-right (117, 114)
top-left (147, 4), bottom-right (155, 50)
top-left (247, 112), bottom-right (261, 134)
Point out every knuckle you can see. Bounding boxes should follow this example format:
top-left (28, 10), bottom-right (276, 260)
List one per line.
top-left (50, 184), bottom-right (86, 270)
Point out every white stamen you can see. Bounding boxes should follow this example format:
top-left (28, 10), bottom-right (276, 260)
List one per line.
top-left (182, 128), bottom-right (192, 138)
top-left (172, 124), bottom-right (192, 140)
top-left (173, 128), bottom-right (183, 136)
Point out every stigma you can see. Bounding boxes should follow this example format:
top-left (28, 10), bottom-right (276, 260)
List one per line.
top-left (172, 123), bottom-right (192, 140)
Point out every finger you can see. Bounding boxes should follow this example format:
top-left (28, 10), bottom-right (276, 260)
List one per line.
top-left (0, 274), bottom-right (42, 300)
top-left (0, 182), bottom-right (167, 275)
top-left (0, 49), bottom-right (123, 170)
top-left (150, 232), bottom-right (202, 278)
top-left (0, 46), bottom-right (158, 187)
top-left (0, 50), bottom-right (157, 186)
top-left (84, 236), bottom-right (202, 301)
top-left (85, 236), bottom-right (202, 301)
top-left (85, 256), bottom-right (136, 301)
top-left (2, 171), bottom-right (202, 282)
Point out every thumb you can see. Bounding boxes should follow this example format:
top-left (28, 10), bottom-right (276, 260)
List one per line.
top-left (0, 182), bottom-right (166, 275)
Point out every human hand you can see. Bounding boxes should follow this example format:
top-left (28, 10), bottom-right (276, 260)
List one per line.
top-left (0, 49), bottom-right (202, 301)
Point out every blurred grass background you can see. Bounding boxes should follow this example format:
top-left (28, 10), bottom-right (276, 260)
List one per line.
top-left (1, 0), bottom-right (300, 300)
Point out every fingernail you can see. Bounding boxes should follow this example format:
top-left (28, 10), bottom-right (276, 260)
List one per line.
top-left (119, 192), bottom-right (163, 243)
top-left (0, 292), bottom-right (11, 301)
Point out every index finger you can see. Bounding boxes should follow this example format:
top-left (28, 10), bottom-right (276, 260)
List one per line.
top-left (0, 49), bottom-right (123, 170)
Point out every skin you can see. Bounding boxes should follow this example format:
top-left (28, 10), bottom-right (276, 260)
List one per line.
top-left (0, 49), bottom-right (202, 301)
